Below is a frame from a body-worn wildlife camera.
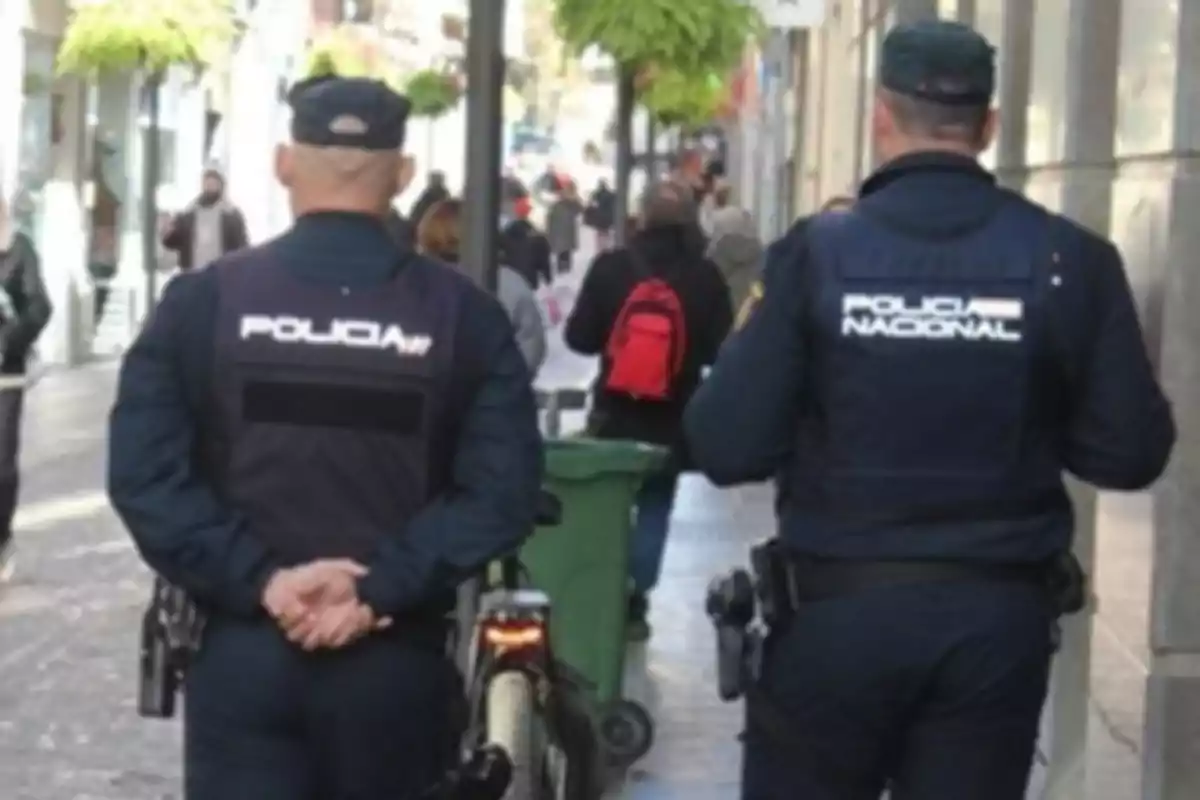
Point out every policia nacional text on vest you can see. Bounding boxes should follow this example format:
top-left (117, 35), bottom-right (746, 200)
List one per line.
top-left (139, 251), bottom-right (456, 718)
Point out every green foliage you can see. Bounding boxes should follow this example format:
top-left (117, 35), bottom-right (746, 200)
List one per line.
top-left (552, 0), bottom-right (760, 74)
top-left (641, 69), bottom-right (726, 127)
top-left (57, 0), bottom-right (238, 76)
top-left (304, 30), bottom-right (373, 79)
top-left (405, 69), bottom-right (461, 118)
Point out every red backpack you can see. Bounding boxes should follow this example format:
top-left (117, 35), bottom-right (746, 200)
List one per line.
top-left (603, 256), bottom-right (688, 401)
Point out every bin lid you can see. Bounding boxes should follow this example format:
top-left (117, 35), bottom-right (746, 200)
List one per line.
top-left (544, 438), bottom-right (667, 481)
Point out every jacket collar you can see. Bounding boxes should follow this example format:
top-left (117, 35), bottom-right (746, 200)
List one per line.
top-left (860, 151), bottom-right (994, 197)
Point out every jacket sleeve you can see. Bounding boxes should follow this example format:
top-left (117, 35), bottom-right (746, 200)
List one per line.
top-left (107, 271), bottom-right (283, 616)
top-left (161, 213), bottom-right (187, 252)
top-left (355, 290), bottom-right (544, 615)
top-left (501, 269), bottom-right (548, 375)
top-left (684, 232), bottom-right (807, 486)
top-left (563, 253), bottom-right (615, 355)
top-left (226, 208), bottom-right (250, 250)
top-left (1060, 234), bottom-right (1175, 490)
top-left (3, 235), bottom-right (52, 357)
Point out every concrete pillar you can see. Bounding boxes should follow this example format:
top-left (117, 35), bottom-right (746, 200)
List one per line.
top-left (990, 0), bottom-right (1033, 188)
top-left (1116, 0), bottom-right (1200, 794)
top-left (1031, 3), bottom-right (1125, 794)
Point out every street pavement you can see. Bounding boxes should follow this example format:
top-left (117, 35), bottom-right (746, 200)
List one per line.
top-left (0, 247), bottom-right (1149, 799)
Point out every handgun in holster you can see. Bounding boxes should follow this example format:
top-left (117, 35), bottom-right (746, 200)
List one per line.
top-left (138, 576), bottom-right (206, 719)
top-left (705, 540), bottom-right (792, 702)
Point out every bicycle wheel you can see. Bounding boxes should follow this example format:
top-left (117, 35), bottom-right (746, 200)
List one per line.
top-left (486, 670), bottom-right (539, 799)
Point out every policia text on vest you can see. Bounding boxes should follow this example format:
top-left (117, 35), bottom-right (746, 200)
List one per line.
top-left (239, 314), bottom-right (434, 357)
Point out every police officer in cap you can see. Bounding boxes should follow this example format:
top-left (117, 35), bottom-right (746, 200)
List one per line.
top-left (108, 76), bottom-right (543, 798)
top-left (685, 19), bottom-right (1174, 800)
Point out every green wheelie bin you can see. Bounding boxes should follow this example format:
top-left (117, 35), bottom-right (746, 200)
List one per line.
top-left (521, 437), bottom-right (666, 765)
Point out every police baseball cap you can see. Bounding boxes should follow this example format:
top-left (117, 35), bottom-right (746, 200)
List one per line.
top-left (880, 19), bottom-right (996, 106)
top-left (287, 76), bottom-right (412, 150)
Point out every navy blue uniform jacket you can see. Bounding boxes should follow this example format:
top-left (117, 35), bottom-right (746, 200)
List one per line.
top-left (107, 212), bottom-right (544, 617)
top-left (684, 154), bottom-right (1175, 563)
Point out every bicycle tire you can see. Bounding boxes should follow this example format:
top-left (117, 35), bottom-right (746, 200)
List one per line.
top-left (486, 670), bottom-right (539, 799)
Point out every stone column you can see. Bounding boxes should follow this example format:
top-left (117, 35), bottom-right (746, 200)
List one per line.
top-left (988, 0), bottom-right (1033, 189)
top-left (1039, 4), bottom-right (1126, 795)
top-left (1116, 0), bottom-right (1200, 795)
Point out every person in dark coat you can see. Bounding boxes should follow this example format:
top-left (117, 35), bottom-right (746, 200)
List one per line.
top-left (408, 170), bottom-right (450, 230)
top-left (545, 182), bottom-right (583, 274)
top-left (584, 179), bottom-right (616, 250)
top-left (565, 180), bottom-right (732, 640)
top-left (107, 76), bottom-right (542, 799)
top-left (161, 168), bottom-right (250, 271)
top-left (499, 195), bottom-right (553, 289)
top-left (0, 199), bottom-right (52, 582)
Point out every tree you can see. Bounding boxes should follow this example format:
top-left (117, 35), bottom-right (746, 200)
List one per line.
top-left (57, 0), bottom-right (239, 75)
top-left (641, 69), bottom-right (727, 128)
top-left (405, 69), bottom-right (462, 119)
top-left (304, 26), bottom-right (377, 79)
top-left (552, 0), bottom-right (758, 76)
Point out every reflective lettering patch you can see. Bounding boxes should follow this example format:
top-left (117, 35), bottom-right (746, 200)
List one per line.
top-left (840, 293), bottom-right (1023, 343)
top-left (240, 314), bottom-right (433, 357)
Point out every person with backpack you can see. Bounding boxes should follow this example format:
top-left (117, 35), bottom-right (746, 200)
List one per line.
top-left (564, 181), bottom-right (733, 640)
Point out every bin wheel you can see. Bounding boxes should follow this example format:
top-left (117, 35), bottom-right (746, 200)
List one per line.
top-left (598, 700), bottom-right (654, 765)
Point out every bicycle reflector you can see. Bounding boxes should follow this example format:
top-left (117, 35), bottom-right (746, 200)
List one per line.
top-left (482, 621), bottom-right (545, 651)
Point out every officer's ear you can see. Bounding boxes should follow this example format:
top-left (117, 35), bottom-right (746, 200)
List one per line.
top-left (397, 155), bottom-right (415, 195)
top-left (274, 144), bottom-right (295, 188)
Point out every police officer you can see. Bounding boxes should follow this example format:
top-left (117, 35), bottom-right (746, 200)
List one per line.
top-left (685, 20), bottom-right (1174, 800)
top-left (107, 77), bottom-right (543, 799)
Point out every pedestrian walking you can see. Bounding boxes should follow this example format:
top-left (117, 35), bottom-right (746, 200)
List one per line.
top-left (0, 195), bottom-right (51, 583)
top-left (546, 182), bottom-right (584, 276)
top-left (584, 179), bottom-right (616, 251)
top-left (408, 170), bottom-right (450, 230)
top-left (565, 180), bottom-right (732, 641)
top-left (160, 168), bottom-right (249, 271)
top-left (706, 183), bottom-right (763, 314)
top-left (418, 197), bottom-right (547, 375)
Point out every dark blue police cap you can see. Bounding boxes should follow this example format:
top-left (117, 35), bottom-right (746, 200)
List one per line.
top-left (880, 20), bottom-right (996, 106)
top-left (288, 76), bottom-right (412, 150)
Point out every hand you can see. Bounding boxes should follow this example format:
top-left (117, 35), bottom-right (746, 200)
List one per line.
top-left (261, 559), bottom-right (367, 631)
top-left (289, 600), bottom-right (392, 651)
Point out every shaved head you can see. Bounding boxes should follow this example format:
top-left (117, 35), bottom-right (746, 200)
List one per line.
top-left (275, 142), bottom-right (410, 217)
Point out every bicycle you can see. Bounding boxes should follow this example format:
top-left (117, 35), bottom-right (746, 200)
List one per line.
top-left (462, 492), bottom-right (601, 800)
top-left (456, 388), bottom-right (603, 800)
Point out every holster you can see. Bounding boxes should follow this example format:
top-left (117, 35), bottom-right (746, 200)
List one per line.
top-left (137, 576), bottom-right (206, 719)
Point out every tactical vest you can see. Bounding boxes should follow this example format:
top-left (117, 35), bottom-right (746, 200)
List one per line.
top-left (206, 255), bottom-right (459, 564)
top-left (783, 197), bottom-right (1067, 530)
